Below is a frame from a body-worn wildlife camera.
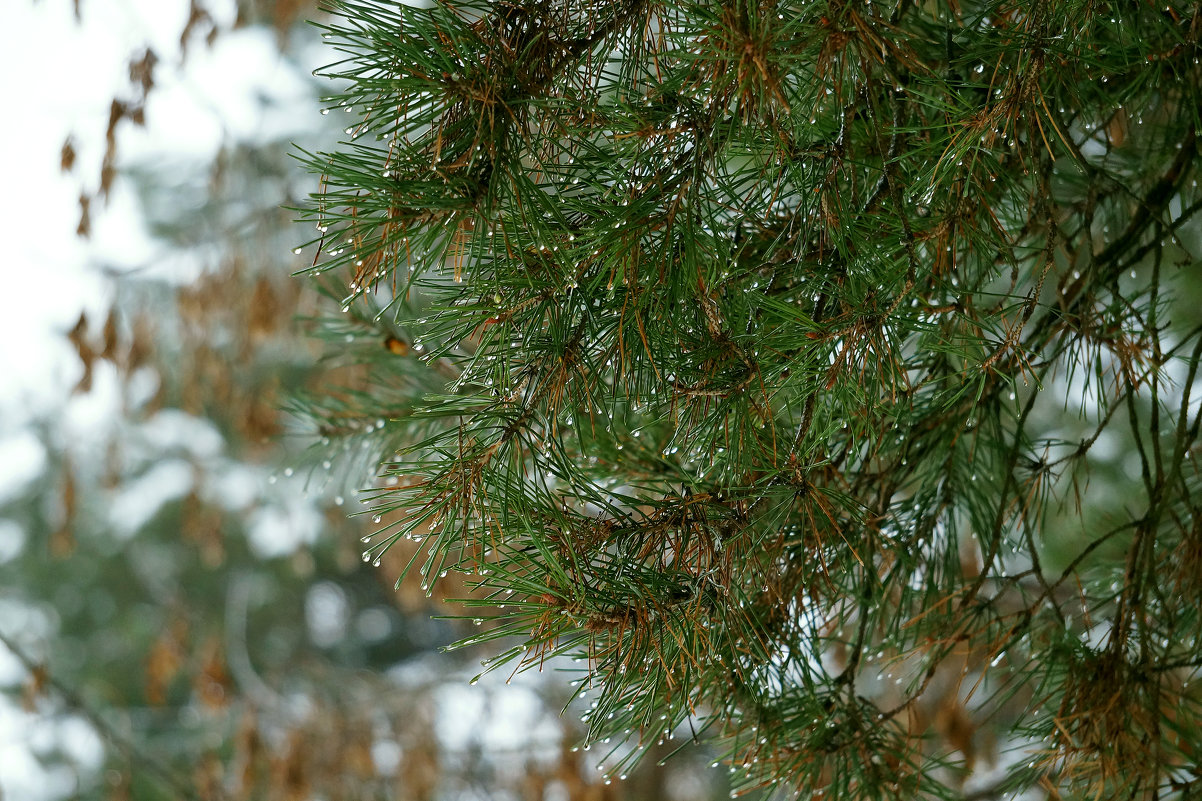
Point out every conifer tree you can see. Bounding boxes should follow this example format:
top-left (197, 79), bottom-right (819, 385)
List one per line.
top-left (298, 1), bottom-right (1202, 798)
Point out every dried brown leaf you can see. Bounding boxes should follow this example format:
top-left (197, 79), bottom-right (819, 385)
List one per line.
top-left (60, 136), bottom-right (77, 173)
top-left (129, 48), bottom-right (158, 96)
top-left (76, 193), bottom-right (92, 238)
top-left (101, 307), bottom-right (120, 362)
top-left (67, 311), bottom-right (95, 391)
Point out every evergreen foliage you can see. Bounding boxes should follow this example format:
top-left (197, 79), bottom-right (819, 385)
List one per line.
top-left (298, 0), bottom-right (1202, 797)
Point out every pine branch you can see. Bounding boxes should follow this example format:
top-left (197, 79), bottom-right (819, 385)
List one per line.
top-left (294, 0), bottom-right (1202, 797)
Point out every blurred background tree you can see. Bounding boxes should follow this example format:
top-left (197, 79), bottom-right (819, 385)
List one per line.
top-left (0, 2), bottom-right (724, 799)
